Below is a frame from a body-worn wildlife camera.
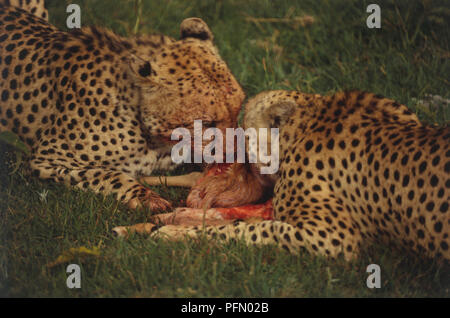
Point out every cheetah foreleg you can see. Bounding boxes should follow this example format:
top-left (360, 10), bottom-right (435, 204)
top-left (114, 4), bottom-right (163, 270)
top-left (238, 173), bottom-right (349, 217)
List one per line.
top-left (30, 157), bottom-right (172, 211)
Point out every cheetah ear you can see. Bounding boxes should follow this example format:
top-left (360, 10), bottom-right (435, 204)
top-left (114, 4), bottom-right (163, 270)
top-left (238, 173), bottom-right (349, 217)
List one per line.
top-left (180, 17), bottom-right (214, 42)
top-left (128, 55), bottom-right (153, 82)
top-left (265, 101), bottom-right (297, 127)
top-left (244, 93), bottom-right (297, 129)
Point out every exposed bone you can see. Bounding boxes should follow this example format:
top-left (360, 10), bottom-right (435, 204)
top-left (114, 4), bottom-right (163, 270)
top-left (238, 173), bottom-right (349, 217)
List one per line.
top-left (139, 171), bottom-right (203, 188)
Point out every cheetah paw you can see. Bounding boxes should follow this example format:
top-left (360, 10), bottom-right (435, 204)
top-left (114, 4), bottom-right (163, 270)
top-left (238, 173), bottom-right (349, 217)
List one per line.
top-left (112, 222), bottom-right (158, 237)
top-left (149, 225), bottom-right (196, 241)
top-left (127, 189), bottom-right (172, 211)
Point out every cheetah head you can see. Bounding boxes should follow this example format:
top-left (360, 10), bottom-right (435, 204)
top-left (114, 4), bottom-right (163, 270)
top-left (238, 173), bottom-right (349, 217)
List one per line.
top-left (128, 18), bottom-right (245, 147)
top-left (243, 91), bottom-right (300, 183)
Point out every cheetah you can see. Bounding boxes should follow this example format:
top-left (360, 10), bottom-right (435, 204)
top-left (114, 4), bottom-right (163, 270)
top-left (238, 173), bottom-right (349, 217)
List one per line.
top-left (115, 90), bottom-right (449, 262)
top-left (0, 5), bottom-right (245, 210)
top-left (0, 0), bottom-right (47, 20)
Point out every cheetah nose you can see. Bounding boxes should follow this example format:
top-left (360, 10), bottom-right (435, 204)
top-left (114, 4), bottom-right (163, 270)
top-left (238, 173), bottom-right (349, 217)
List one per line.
top-left (111, 226), bottom-right (127, 237)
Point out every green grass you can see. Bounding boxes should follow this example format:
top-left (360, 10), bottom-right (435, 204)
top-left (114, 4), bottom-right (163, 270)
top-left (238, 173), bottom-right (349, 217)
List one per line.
top-left (1, 0), bottom-right (449, 297)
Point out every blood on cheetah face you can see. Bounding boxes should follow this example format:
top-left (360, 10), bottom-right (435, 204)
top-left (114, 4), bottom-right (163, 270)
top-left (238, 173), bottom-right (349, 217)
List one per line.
top-left (130, 18), bottom-right (245, 142)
